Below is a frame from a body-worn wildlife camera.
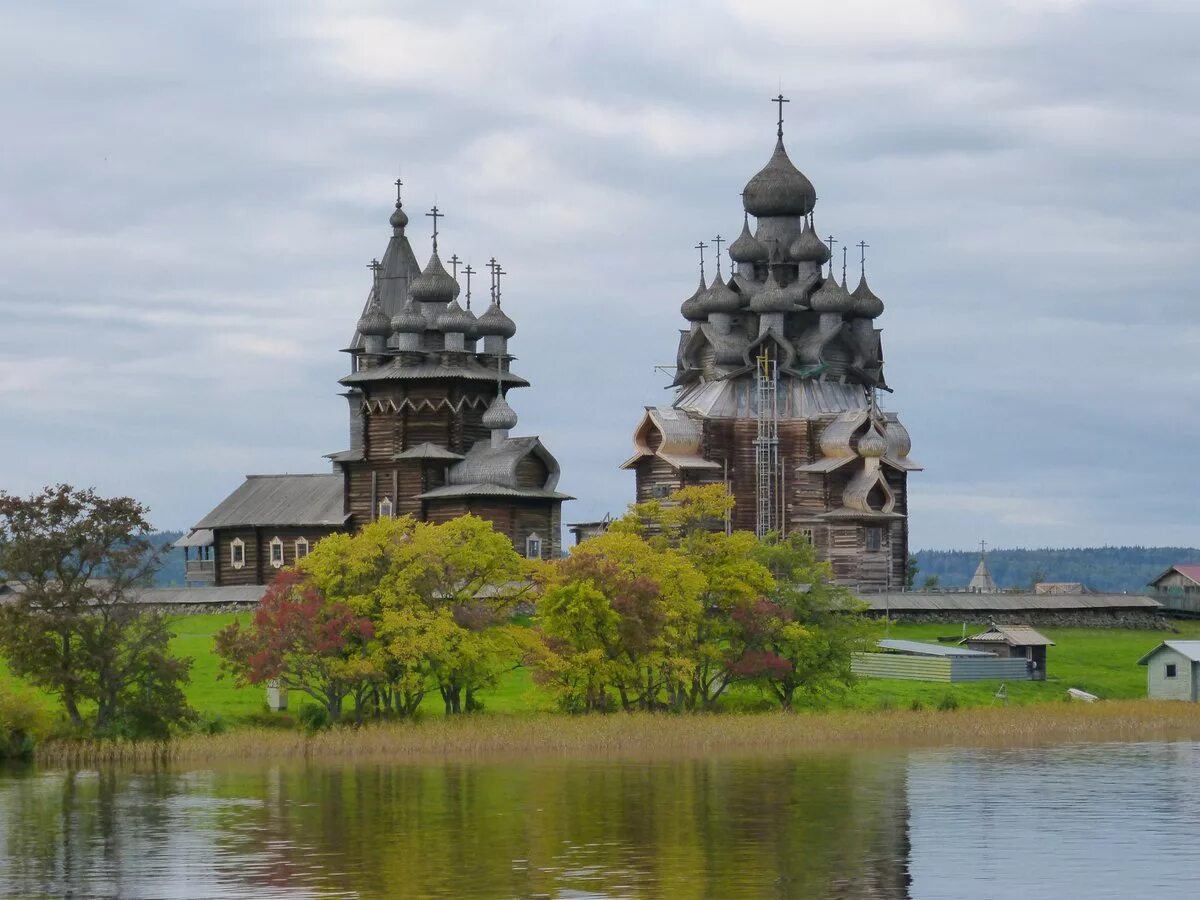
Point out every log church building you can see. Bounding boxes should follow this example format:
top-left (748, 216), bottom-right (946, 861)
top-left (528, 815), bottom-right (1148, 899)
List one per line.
top-left (177, 184), bottom-right (571, 586)
top-left (620, 97), bottom-right (920, 591)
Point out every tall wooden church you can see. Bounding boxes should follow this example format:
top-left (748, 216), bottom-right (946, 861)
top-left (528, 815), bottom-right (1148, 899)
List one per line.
top-left (622, 99), bottom-right (920, 591)
top-left (178, 184), bottom-right (570, 586)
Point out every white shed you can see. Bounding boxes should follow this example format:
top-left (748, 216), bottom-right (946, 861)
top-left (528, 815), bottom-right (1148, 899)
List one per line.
top-left (1136, 641), bottom-right (1200, 701)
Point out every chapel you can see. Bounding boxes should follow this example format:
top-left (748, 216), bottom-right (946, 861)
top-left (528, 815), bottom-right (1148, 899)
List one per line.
top-left (622, 98), bottom-right (920, 590)
top-left (178, 183), bottom-right (570, 586)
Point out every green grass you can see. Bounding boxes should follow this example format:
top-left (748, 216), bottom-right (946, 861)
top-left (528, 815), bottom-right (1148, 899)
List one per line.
top-left (8, 613), bottom-right (1200, 729)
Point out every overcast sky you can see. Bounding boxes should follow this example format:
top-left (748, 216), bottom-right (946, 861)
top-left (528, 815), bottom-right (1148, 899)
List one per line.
top-left (2, 0), bottom-right (1197, 550)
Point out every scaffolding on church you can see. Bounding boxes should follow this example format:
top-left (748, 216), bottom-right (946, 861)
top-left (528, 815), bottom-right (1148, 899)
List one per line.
top-left (754, 350), bottom-right (781, 538)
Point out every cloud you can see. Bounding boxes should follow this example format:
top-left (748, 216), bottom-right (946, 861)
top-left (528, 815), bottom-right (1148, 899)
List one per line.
top-left (1, 0), bottom-right (1197, 549)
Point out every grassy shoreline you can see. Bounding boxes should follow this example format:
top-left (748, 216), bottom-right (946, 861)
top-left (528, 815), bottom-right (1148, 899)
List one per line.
top-left (34, 701), bottom-right (1200, 768)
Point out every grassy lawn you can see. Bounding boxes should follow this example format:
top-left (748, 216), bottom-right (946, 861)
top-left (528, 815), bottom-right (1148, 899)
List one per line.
top-left (7, 613), bottom-right (1200, 727)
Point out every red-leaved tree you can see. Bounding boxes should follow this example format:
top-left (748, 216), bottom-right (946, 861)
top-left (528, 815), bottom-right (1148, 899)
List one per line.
top-left (214, 570), bottom-right (375, 723)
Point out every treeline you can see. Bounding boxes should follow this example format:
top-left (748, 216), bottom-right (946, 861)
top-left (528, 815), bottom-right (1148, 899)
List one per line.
top-left (913, 546), bottom-right (1200, 593)
top-left (216, 486), bottom-right (871, 722)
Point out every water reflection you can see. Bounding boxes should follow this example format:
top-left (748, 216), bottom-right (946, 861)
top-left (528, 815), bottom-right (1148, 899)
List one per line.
top-left (0, 753), bottom-right (911, 899)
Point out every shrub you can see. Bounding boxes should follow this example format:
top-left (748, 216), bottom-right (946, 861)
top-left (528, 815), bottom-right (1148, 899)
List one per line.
top-left (0, 684), bottom-right (52, 759)
top-left (909, 699), bottom-right (924, 711)
top-left (296, 704), bottom-right (331, 733)
top-left (937, 693), bottom-right (959, 711)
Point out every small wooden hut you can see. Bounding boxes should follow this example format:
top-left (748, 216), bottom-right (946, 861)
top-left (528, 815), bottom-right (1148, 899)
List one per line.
top-left (1137, 641), bottom-right (1200, 701)
top-left (962, 624), bottom-right (1054, 681)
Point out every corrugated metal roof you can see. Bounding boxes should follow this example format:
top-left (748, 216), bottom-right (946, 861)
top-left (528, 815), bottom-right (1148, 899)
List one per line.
top-left (876, 639), bottom-right (996, 657)
top-left (394, 443), bottom-right (466, 461)
top-left (194, 475), bottom-right (347, 529)
top-left (967, 624), bottom-right (1055, 647)
top-left (858, 592), bottom-right (1161, 612)
top-left (418, 484), bottom-right (573, 500)
top-left (134, 585), bottom-right (265, 605)
top-left (1137, 641), bottom-right (1200, 665)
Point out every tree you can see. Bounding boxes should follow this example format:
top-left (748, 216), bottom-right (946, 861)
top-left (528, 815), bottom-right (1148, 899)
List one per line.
top-left (921, 574), bottom-right (940, 591)
top-left (214, 569), bottom-right (375, 723)
top-left (612, 486), bottom-right (775, 710)
top-left (0, 485), bottom-right (194, 736)
top-left (740, 533), bottom-right (873, 709)
top-left (300, 515), bottom-right (538, 716)
top-left (905, 554), bottom-right (919, 589)
top-left (535, 530), bottom-right (704, 712)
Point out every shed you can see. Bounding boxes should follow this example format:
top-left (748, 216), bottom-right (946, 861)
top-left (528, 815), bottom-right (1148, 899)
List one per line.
top-left (1137, 641), bottom-right (1200, 701)
top-left (962, 624), bottom-right (1054, 680)
top-left (851, 639), bottom-right (1031, 683)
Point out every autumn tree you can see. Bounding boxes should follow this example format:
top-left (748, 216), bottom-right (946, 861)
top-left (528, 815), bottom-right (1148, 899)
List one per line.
top-left (739, 533), bottom-right (873, 709)
top-left (0, 485), bottom-right (194, 736)
top-left (300, 515), bottom-right (538, 716)
top-left (214, 569), bottom-right (375, 723)
top-left (534, 530), bottom-right (703, 712)
top-left (613, 485), bottom-right (774, 710)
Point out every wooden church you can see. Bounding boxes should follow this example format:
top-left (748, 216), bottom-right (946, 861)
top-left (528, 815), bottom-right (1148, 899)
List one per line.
top-left (622, 98), bottom-right (920, 591)
top-left (178, 184), bottom-right (570, 586)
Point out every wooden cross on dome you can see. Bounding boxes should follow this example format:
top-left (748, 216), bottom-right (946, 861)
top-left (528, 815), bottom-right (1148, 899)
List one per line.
top-left (695, 240), bottom-right (707, 281)
top-left (825, 235), bottom-right (838, 276)
top-left (712, 234), bottom-right (724, 276)
top-left (426, 205), bottom-right (442, 254)
top-left (463, 263), bottom-right (475, 309)
top-left (772, 93), bottom-right (790, 138)
top-left (449, 254), bottom-right (460, 280)
top-left (858, 240), bottom-right (870, 277)
top-left (394, 176), bottom-right (403, 204)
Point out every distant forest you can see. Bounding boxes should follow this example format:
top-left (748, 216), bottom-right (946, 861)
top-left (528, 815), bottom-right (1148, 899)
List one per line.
top-left (912, 546), bottom-right (1200, 594)
top-left (150, 532), bottom-right (1200, 595)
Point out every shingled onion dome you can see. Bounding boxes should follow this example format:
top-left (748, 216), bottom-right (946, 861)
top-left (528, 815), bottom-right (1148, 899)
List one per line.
top-left (858, 422), bottom-right (888, 458)
top-left (410, 252), bottom-right (458, 304)
top-left (851, 274), bottom-right (885, 318)
top-left (680, 274), bottom-right (708, 322)
top-left (810, 272), bottom-right (854, 314)
top-left (390, 202), bottom-right (409, 232)
top-left (436, 299), bottom-right (474, 333)
top-left (749, 268), bottom-right (792, 314)
top-left (391, 296), bottom-right (427, 334)
top-left (790, 222), bottom-right (830, 265)
top-left (700, 272), bottom-right (741, 315)
top-left (729, 212), bottom-right (769, 263)
top-left (476, 301), bottom-right (517, 338)
top-left (482, 391), bottom-right (519, 431)
top-left (357, 293), bottom-right (391, 337)
top-left (742, 138), bottom-right (817, 218)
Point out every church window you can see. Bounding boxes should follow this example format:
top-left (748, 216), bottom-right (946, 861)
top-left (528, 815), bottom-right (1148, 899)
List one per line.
top-left (269, 537), bottom-right (284, 568)
top-left (651, 483), bottom-right (672, 499)
top-left (865, 528), bottom-right (883, 552)
top-left (799, 528), bottom-right (814, 544)
top-left (230, 538), bottom-right (245, 570)
top-left (295, 537), bottom-right (310, 559)
top-left (378, 498), bottom-right (393, 519)
top-left (525, 533), bottom-right (542, 559)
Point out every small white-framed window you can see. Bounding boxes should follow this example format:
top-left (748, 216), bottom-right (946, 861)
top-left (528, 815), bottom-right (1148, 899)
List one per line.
top-left (378, 498), bottom-right (393, 519)
top-left (269, 536), bottom-right (284, 568)
top-left (295, 537), bottom-right (310, 560)
top-left (525, 533), bottom-right (543, 560)
top-left (230, 538), bottom-right (246, 570)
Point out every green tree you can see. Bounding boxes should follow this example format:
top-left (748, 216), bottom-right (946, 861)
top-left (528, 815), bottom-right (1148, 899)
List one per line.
top-left (0, 485), bottom-right (194, 736)
top-left (921, 574), bottom-right (940, 591)
top-left (739, 533), bottom-right (873, 709)
top-left (905, 554), bottom-right (919, 589)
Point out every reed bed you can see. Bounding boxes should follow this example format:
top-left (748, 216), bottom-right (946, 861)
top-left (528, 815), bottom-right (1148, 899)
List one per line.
top-left (34, 701), bottom-right (1200, 768)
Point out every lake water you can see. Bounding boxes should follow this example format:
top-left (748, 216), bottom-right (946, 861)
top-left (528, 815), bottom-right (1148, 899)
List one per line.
top-left (1, 741), bottom-right (1198, 898)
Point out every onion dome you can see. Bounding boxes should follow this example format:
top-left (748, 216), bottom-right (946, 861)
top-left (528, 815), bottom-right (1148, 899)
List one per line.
top-left (851, 274), bottom-right (885, 318)
top-left (810, 273), bottom-right (853, 314)
top-left (390, 297), bottom-right (427, 334)
top-left (681, 274), bottom-right (708, 322)
top-left (858, 422), bottom-right (888, 458)
top-left (476, 300), bottom-right (517, 338)
top-left (789, 224), bottom-right (830, 265)
top-left (742, 138), bottom-right (817, 218)
top-left (410, 253), bottom-right (459, 304)
top-left (390, 203), bottom-right (409, 231)
top-left (885, 419), bottom-right (912, 458)
top-left (436, 299), bottom-right (474, 333)
top-left (357, 294), bottom-right (391, 337)
top-left (700, 272), bottom-right (741, 314)
top-left (482, 392), bottom-right (519, 431)
top-left (729, 213), bottom-right (769, 263)
top-left (749, 269), bottom-right (792, 314)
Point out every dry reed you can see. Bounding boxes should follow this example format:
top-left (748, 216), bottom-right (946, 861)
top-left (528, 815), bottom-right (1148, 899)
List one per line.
top-left (33, 701), bottom-right (1200, 768)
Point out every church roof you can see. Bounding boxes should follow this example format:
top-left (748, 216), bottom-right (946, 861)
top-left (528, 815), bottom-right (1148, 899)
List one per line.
top-left (968, 557), bottom-right (998, 593)
top-left (417, 435), bottom-right (573, 501)
top-left (194, 474), bottom-right (347, 529)
top-left (349, 196), bottom-right (422, 351)
top-left (742, 137), bottom-right (816, 218)
top-left (393, 443), bottom-right (466, 461)
top-left (341, 358), bottom-right (530, 387)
